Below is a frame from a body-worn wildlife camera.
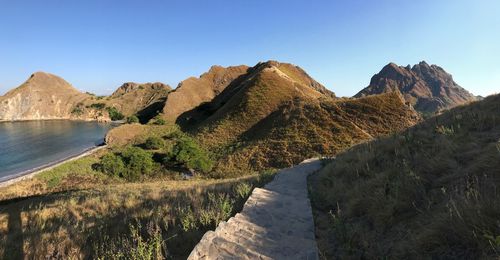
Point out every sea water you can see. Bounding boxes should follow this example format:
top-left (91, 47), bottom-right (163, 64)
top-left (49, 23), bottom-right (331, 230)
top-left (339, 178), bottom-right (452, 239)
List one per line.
top-left (0, 120), bottom-right (113, 182)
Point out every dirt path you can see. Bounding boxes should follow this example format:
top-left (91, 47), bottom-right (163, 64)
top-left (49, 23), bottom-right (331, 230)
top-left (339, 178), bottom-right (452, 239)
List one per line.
top-left (188, 158), bottom-right (322, 260)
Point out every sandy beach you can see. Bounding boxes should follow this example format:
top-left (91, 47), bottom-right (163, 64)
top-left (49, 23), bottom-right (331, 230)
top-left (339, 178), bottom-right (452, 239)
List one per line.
top-left (0, 145), bottom-right (107, 188)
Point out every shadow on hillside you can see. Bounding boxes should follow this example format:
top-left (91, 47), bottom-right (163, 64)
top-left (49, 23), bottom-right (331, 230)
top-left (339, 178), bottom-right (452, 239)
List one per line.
top-left (137, 97), bottom-right (168, 124)
top-left (175, 67), bottom-right (254, 131)
top-left (3, 206), bottom-right (23, 259)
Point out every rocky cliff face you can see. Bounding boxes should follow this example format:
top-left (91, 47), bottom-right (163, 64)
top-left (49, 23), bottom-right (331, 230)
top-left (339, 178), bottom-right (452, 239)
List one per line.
top-left (106, 82), bottom-right (171, 121)
top-left (0, 72), bottom-right (92, 121)
top-left (355, 61), bottom-right (477, 114)
top-left (0, 72), bottom-right (173, 122)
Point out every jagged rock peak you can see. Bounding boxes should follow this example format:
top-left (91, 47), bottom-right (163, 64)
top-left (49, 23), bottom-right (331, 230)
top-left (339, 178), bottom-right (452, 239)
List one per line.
top-left (355, 61), bottom-right (477, 113)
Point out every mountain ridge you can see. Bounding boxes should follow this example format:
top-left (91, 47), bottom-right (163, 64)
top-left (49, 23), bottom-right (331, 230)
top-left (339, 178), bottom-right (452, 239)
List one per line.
top-left (161, 64), bottom-right (250, 122)
top-left (172, 61), bottom-right (418, 175)
top-left (355, 61), bottom-right (477, 114)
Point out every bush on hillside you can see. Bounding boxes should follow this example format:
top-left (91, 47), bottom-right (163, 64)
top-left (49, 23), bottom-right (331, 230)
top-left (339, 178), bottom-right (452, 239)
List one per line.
top-left (89, 103), bottom-right (106, 110)
top-left (168, 135), bottom-right (213, 173)
top-left (126, 115), bottom-right (139, 124)
top-left (100, 146), bottom-right (154, 181)
top-left (107, 107), bottom-right (125, 121)
top-left (150, 115), bottom-right (166, 125)
top-left (71, 106), bottom-right (84, 116)
top-left (144, 136), bottom-right (164, 150)
top-left (121, 146), bottom-right (154, 180)
top-left (100, 153), bottom-right (125, 177)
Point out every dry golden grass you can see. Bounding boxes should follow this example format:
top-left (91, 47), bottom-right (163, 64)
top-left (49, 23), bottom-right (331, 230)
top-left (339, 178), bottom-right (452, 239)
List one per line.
top-left (162, 65), bottom-right (249, 122)
top-left (0, 151), bottom-right (111, 202)
top-left (311, 94), bottom-right (500, 259)
top-left (0, 172), bottom-right (273, 259)
top-left (174, 61), bottom-right (419, 177)
top-left (195, 91), bottom-right (418, 177)
top-left (105, 123), bottom-right (180, 147)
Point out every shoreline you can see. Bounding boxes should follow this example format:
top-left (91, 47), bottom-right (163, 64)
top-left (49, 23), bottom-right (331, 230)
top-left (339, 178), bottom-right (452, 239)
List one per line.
top-left (0, 118), bottom-right (123, 123)
top-left (0, 145), bottom-right (108, 188)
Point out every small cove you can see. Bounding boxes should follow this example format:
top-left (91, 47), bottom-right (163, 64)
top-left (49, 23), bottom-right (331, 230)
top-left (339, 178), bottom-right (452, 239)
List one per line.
top-left (0, 120), bottom-right (113, 182)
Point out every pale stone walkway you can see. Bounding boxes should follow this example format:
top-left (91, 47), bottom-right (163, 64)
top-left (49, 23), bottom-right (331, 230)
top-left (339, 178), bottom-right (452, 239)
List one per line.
top-left (188, 159), bottom-right (322, 260)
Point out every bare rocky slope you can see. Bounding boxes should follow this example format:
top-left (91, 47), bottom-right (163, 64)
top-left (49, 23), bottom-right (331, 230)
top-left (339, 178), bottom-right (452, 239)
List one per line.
top-left (0, 72), bottom-right (93, 121)
top-left (105, 82), bottom-right (171, 122)
top-left (0, 72), bottom-right (172, 122)
top-left (355, 61), bottom-right (477, 114)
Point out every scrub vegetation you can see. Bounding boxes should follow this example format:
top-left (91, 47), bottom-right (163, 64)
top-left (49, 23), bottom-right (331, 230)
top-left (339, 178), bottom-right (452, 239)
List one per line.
top-left (311, 94), bottom-right (500, 259)
top-left (0, 173), bottom-right (274, 259)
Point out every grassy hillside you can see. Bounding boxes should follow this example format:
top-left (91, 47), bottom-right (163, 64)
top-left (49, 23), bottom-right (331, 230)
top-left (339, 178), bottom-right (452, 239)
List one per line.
top-left (162, 65), bottom-right (249, 122)
top-left (311, 94), bottom-right (499, 258)
top-left (176, 61), bottom-right (419, 176)
top-left (0, 122), bottom-right (276, 259)
top-left (218, 93), bottom-right (419, 173)
top-left (0, 173), bottom-right (273, 259)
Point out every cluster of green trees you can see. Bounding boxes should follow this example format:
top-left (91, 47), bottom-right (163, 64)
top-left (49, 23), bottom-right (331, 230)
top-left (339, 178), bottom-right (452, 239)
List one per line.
top-left (106, 107), bottom-right (125, 121)
top-left (167, 134), bottom-right (213, 173)
top-left (99, 131), bottom-right (213, 181)
top-left (100, 146), bottom-right (154, 181)
top-left (85, 103), bottom-right (125, 121)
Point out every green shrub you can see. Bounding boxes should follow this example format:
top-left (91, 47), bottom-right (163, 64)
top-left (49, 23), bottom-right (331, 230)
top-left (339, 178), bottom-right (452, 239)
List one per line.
top-left (90, 103), bottom-right (106, 110)
top-left (168, 135), bottom-right (213, 173)
top-left (144, 137), bottom-right (164, 150)
top-left (99, 147), bottom-right (154, 181)
top-left (127, 115), bottom-right (140, 124)
top-left (234, 182), bottom-right (252, 199)
top-left (151, 116), bottom-right (166, 125)
top-left (94, 222), bottom-right (165, 260)
top-left (121, 146), bottom-right (154, 180)
top-left (101, 153), bottom-right (125, 177)
top-left (71, 106), bottom-right (84, 116)
top-left (107, 107), bottom-right (125, 121)
top-left (207, 193), bottom-right (233, 225)
top-left (179, 207), bottom-right (197, 232)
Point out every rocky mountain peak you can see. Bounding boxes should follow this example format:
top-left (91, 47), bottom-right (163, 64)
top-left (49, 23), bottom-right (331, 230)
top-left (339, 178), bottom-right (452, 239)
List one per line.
top-left (356, 62), bottom-right (477, 114)
top-left (0, 72), bottom-right (89, 121)
top-left (24, 71), bottom-right (77, 90)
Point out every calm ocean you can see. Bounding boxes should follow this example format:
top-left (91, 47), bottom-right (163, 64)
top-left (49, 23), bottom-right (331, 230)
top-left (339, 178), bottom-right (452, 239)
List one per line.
top-left (0, 120), bottom-right (112, 182)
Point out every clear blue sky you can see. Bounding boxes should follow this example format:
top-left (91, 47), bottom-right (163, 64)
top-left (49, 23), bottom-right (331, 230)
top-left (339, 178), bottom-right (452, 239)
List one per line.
top-left (0, 0), bottom-right (499, 97)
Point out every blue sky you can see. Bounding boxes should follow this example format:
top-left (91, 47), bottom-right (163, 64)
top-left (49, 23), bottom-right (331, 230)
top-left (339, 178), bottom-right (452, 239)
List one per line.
top-left (0, 0), bottom-right (499, 97)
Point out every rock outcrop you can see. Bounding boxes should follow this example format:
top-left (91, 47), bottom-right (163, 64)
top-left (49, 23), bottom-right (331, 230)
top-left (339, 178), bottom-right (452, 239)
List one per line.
top-left (106, 82), bottom-right (172, 122)
top-left (355, 61), bottom-right (477, 114)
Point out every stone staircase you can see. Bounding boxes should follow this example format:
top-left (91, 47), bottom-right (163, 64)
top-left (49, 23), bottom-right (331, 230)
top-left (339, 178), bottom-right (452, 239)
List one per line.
top-left (188, 159), bottom-right (322, 260)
